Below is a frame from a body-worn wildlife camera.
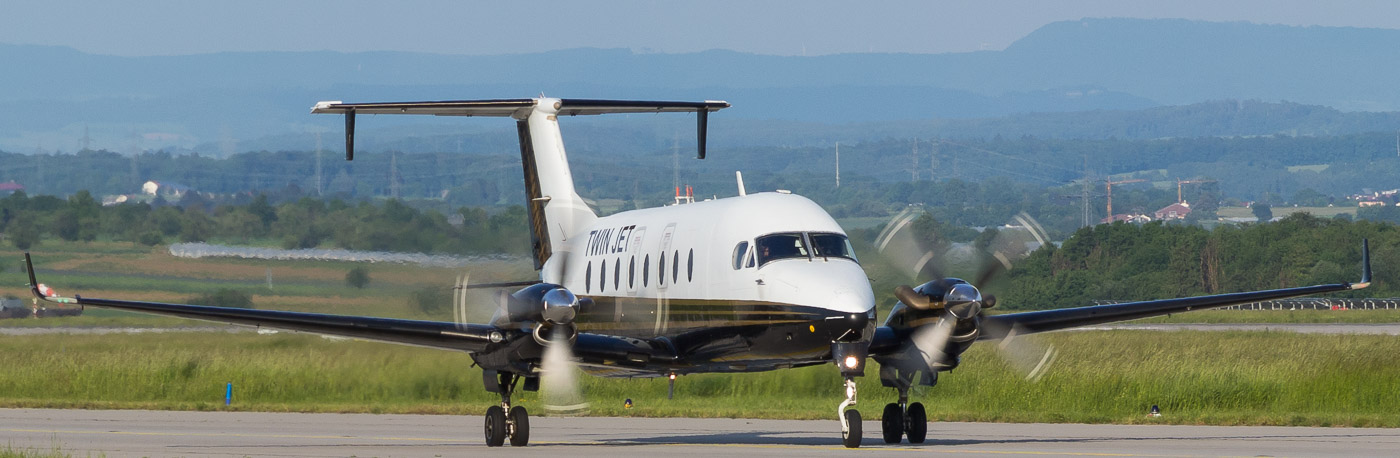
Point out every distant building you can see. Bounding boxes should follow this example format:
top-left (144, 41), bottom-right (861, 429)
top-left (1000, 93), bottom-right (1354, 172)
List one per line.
top-left (142, 180), bottom-right (192, 198)
top-left (102, 195), bottom-right (132, 206)
top-left (1153, 202), bottom-right (1192, 220)
top-left (0, 180), bottom-right (23, 195)
top-left (1101, 213), bottom-right (1152, 224)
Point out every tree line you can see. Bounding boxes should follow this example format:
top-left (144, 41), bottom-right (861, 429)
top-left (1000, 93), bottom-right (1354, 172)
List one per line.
top-left (991, 213), bottom-right (1391, 310)
top-left (0, 190), bottom-right (529, 255)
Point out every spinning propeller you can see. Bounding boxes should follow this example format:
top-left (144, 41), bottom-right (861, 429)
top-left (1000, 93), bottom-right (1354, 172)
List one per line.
top-left (873, 210), bottom-right (1057, 381)
top-left (455, 275), bottom-right (591, 414)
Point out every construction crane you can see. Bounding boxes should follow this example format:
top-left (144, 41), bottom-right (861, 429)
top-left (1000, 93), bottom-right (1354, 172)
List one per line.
top-left (1105, 178), bottom-right (1146, 221)
top-left (1175, 178), bottom-right (1217, 204)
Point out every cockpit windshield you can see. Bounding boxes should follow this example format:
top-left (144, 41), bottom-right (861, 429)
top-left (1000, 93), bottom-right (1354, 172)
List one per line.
top-left (755, 233), bottom-right (808, 265)
top-left (809, 232), bottom-right (858, 262)
top-left (755, 232), bottom-right (857, 266)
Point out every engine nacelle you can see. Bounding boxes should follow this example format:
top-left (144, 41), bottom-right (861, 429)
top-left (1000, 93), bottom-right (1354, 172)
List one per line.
top-left (533, 322), bottom-right (578, 346)
top-left (495, 283), bottom-right (587, 329)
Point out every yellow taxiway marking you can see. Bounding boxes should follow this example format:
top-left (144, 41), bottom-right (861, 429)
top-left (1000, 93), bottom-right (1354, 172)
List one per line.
top-left (0, 427), bottom-right (1206, 456)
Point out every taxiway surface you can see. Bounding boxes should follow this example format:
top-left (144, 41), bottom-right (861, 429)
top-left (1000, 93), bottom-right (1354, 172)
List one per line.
top-left (2, 408), bottom-right (1397, 457)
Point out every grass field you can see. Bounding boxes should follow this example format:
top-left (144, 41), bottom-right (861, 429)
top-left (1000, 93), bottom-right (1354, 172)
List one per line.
top-left (1, 330), bottom-right (1397, 427)
top-left (0, 445), bottom-right (73, 458)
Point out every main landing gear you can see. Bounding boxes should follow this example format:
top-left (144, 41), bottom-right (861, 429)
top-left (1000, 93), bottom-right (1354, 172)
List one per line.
top-left (483, 371), bottom-right (536, 447)
top-left (879, 368), bottom-right (929, 444)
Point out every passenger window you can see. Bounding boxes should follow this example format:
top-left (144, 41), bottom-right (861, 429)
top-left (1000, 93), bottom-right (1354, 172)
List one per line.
top-left (585, 261), bottom-right (592, 293)
top-left (599, 259), bottom-right (607, 292)
top-left (755, 232), bottom-right (810, 266)
top-left (687, 249), bottom-right (694, 282)
top-left (614, 258), bottom-right (621, 290)
top-left (643, 255), bottom-right (650, 287)
top-left (659, 252), bottom-right (666, 286)
top-left (732, 241), bottom-right (749, 270)
top-left (629, 256), bottom-right (636, 288)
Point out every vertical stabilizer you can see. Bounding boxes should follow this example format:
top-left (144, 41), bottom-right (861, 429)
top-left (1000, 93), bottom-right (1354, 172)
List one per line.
top-left (517, 99), bottom-right (598, 276)
top-left (311, 97), bottom-right (728, 280)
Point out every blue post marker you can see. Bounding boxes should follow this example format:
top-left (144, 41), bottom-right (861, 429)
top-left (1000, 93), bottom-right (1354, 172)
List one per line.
top-left (225, 383), bottom-right (233, 405)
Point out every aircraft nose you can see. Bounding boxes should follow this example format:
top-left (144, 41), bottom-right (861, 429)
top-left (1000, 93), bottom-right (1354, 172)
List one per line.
top-left (828, 289), bottom-right (873, 315)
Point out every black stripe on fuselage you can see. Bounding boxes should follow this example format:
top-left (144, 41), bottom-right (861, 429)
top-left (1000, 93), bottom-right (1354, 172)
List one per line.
top-left (575, 296), bottom-right (873, 376)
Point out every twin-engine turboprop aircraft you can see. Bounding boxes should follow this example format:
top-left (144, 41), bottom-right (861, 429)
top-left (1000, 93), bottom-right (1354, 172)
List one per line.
top-left (24, 97), bottom-right (1373, 448)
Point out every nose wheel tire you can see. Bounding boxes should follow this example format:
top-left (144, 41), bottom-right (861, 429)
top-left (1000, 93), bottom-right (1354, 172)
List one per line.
top-left (905, 402), bottom-right (927, 443)
top-left (841, 409), bottom-right (862, 448)
top-left (484, 406), bottom-right (507, 447)
top-left (508, 406), bottom-right (530, 446)
top-left (881, 403), bottom-right (904, 443)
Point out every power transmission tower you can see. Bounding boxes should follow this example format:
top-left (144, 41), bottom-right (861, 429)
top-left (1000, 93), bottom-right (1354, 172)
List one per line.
top-left (911, 139), bottom-right (920, 182)
top-left (929, 138), bottom-right (939, 178)
top-left (314, 131), bottom-right (324, 196)
top-left (389, 152), bottom-right (401, 199)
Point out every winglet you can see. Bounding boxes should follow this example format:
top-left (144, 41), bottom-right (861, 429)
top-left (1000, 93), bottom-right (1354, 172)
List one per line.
top-left (22, 253), bottom-right (40, 297)
top-left (1352, 239), bottom-right (1372, 290)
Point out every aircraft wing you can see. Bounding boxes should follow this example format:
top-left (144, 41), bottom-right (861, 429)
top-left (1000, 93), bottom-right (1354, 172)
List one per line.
top-left (21, 253), bottom-right (679, 370)
top-left (21, 253), bottom-right (499, 352)
top-left (977, 240), bottom-right (1372, 339)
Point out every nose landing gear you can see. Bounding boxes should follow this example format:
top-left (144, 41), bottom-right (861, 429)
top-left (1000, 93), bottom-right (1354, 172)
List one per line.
top-left (838, 377), bottom-right (861, 448)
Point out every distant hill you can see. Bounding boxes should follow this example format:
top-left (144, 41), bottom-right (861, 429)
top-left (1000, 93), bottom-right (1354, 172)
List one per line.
top-left (220, 99), bottom-right (1400, 155)
top-left (4, 18), bottom-right (1400, 153)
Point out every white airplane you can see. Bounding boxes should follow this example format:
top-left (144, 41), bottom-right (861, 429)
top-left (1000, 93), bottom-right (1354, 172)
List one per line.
top-left (24, 97), bottom-right (1372, 448)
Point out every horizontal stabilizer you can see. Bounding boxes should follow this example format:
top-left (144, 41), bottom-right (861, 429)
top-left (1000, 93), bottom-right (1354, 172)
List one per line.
top-left (311, 98), bottom-right (729, 117)
top-left (312, 97), bottom-right (729, 160)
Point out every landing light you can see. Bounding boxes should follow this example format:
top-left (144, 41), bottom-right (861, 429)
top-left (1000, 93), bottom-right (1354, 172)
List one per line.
top-left (843, 355), bottom-right (860, 369)
top-left (489, 331), bottom-right (504, 343)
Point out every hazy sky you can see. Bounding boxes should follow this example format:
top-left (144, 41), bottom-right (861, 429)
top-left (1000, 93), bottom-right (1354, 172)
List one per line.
top-left (5, 0), bottom-right (1400, 56)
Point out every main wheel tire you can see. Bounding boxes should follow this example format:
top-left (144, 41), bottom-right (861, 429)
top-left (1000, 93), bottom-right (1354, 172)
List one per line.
top-left (842, 409), bottom-right (862, 448)
top-left (905, 402), bottom-right (928, 444)
top-left (508, 406), bottom-right (530, 447)
top-left (484, 406), bottom-right (507, 447)
top-left (881, 403), bottom-right (904, 444)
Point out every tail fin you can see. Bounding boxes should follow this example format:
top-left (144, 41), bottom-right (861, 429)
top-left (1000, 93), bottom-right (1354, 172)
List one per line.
top-left (312, 97), bottom-right (729, 273)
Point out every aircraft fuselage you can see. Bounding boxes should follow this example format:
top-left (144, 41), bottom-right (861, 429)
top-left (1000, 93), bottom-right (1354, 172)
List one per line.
top-left (553, 191), bottom-right (877, 375)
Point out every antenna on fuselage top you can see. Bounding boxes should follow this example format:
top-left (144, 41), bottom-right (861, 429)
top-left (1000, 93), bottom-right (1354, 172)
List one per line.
top-left (736, 171), bottom-right (747, 196)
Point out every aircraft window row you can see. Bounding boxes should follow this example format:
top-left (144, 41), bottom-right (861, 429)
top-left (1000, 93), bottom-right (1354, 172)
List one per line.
top-left (583, 249), bottom-right (695, 294)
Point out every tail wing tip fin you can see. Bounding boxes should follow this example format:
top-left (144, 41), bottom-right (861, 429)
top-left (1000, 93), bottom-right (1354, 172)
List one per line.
top-left (22, 252), bottom-right (43, 298)
top-left (1352, 239), bottom-right (1372, 289)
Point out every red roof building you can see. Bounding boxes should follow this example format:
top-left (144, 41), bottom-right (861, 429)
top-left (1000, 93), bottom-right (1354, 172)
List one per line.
top-left (1153, 202), bottom-right (1192, 220)
top-left (0, 181), bottom-right (23, 194)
